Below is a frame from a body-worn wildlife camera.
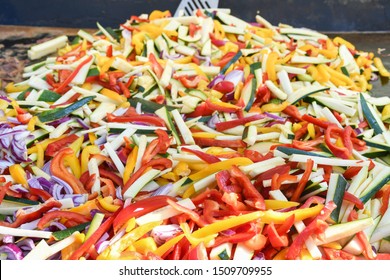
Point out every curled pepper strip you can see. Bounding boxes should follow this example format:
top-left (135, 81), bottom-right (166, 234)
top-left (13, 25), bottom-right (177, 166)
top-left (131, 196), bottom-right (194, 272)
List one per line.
top-left (37, 210), bottom-right (91, 229)
top-left (50, 147), bottom-right (87, 194)
top-left (325, 124), bottom-right (352, 159)
top-left (0, 198), bottom-right (62, 228)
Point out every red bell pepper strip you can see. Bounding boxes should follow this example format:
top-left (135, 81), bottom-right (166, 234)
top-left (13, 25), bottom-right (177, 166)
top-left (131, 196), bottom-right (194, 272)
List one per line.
top-left (194, 137), bottom-right (247, 148)
top-left (141, 129), bottom-right (171, 165)
top-left (293, 123), bottom-right (308, 140)
top-left (118, 81), bottom-right (131, 98)
top-left (50, 148), bottom-right (87, 194)
top-left (45, 134), bottom-right (79, 157)
top-left (186, 102), bottom-right (215, 117)
top-left (99, 167), bottom-right (124, 187)
top-left (243, 150), bottom-right (273, 163)
top-left (29, 187), bottom-right (52, 201)
top-left (292, 139), bottom-right (323, 151)
top-left (286, 201), bottom-right (336, 260)
top-left (267, 222), bottom-right (289, 248)
top-left (181, 147), bottom-right (220, 164)
top-left (166, 198), bottom-right (207, 227)
top-left (282, 105), bottom-right (303, 121)
top-left (112, 195), bottom-right (175, 232)
top-left (100, 178), bottom-right (117, 199)
top-left (343, 191), bottom-right (364, 210)
top-left (37, 210), bottom-right (91, 229)
top-left (276, 214), bottom-right (295, 236)
top-left (230, 165), bottom-right (266, 210)
top-left (290, 158), bottom-right (314, 202)
top-left (378, 184), bottom-right (390, 216)
top-left (54, 55), bottom-right (93, 93)
top-left (106, 113), bottom-right (166, 127)
top-left (325, 124), bottom-right (352, 159)
top-left (106, 45), bottom-right (113, 57)
top-left (215, 114), bottom-right (265, 132)
top-left (323, 248), bottom-right (361, 260)
top-left (214, 52), bottom-right (237, 68)
top-left (178, 76), bottom-right (201, 89)
top-left (0, 198), bottom-right (62, 228)
top-left (122, 158), bottom-right (172, 195)
top-left (0, 181), bottom-right (11, 204)
top-left (69, 207), bottom-right (122, 260)
top-left (302, 114), bottom-right (332, 129)
top-left (191, 189), bottom-right (223, 206)
top-left (148, 53), bottom-right (163, 78)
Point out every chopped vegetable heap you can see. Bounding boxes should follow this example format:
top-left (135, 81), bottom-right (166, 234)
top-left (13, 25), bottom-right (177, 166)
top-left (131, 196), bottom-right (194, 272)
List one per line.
top-left (1, 8), bottom-right (390, 260)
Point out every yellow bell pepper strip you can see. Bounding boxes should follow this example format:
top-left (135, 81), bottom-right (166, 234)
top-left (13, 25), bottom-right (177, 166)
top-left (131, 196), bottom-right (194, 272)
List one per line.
top-left (50, 148), bottom-right (87, 194)
top-left (35, 143), bottom-right (44, 169)
top-left (149, 10), bottom-right (171, 20)
top-left (68, 135), bottom-right (84, 154)
top-left (154, 234), bottom-right (185, 257)
top-left (63, 153), bottom-right (81, 179)
top-left (69, 207), bottom-right (122, 260)
top-left (133, 237), bottom-right (158, 255)
top-left (97, 196), bottom-right (121, 212)
top-left (61, 232), bottom-right (85, 260)
top-left (69, 199), bottom-right (100, 218)
top-left (123, 146), bottom-right (138, 184)
top-left (180, 222), bottom-right (217, 247)
top-left (4, 82), bottom-right (30, 93)
top-left (81, 145), bottom-right (101, 174)
top-left (9, 164), bottom-right (28, 187)
top-left (101, 221), bottom-right (162, 258)
top-left (373, 57), bottom-right (390, 77)
top-left (264, 200), bottom-right (299, 210)
top-left (191, 211), bottom-right (263, 239)
top-left (266, 52), bottom-right (279, 82)
top-left (188, 157), bottom-right (253, 182)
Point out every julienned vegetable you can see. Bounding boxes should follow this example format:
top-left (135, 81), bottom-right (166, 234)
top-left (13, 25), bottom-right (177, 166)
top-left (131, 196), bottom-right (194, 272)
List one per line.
top-left (1, 8), bottom-right (390, 260)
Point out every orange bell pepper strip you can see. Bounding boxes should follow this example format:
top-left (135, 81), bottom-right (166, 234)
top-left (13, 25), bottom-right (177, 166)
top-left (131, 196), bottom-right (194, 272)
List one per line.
top-left (50, 147), bottom-right (87, 194)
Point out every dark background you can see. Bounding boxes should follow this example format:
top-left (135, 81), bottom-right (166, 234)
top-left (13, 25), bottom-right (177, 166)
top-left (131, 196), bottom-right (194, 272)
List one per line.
top-left (0, 0), bottom-right (390, 32)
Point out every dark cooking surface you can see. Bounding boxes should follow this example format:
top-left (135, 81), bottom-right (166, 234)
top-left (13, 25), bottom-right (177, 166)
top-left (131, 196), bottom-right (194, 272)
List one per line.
top-left (0, 26), bottom-right (389, 97)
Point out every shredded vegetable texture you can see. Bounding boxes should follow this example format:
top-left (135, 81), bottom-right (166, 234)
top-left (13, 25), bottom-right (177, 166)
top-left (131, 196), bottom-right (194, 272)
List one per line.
top-left (1, 9), bottom-right (390, 261)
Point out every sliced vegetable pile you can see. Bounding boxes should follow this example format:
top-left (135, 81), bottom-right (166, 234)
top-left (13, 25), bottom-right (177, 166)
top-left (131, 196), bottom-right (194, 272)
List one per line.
top-left (1, 8), bottom-right (390, 260)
